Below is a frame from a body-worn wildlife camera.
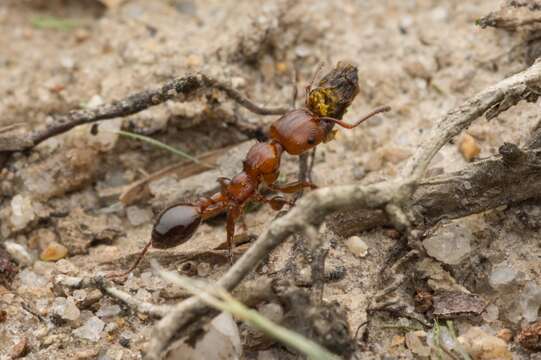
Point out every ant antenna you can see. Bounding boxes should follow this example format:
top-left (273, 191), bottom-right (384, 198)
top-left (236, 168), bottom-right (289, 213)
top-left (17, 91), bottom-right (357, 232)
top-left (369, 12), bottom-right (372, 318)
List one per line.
top-left (321, 105), bottom-right (391, 129)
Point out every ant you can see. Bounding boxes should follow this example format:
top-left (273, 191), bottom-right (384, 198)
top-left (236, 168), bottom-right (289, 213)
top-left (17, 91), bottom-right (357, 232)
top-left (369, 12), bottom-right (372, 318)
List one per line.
top-left (116, 63), bottom-right (390, 276)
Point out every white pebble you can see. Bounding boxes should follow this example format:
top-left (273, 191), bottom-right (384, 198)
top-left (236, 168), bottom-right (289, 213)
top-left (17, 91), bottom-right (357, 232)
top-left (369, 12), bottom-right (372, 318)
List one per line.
top-left (345, 236), bottom-right (368, 257)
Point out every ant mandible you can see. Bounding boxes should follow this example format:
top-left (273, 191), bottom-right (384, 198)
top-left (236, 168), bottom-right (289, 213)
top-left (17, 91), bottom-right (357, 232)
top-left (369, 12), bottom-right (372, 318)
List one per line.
top-left (118, 62), bottom-right (390, 276)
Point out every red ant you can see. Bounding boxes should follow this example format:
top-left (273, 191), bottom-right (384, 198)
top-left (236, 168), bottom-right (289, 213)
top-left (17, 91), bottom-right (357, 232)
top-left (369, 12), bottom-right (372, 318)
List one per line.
top-left (117, 63), bottom-right (390, 276)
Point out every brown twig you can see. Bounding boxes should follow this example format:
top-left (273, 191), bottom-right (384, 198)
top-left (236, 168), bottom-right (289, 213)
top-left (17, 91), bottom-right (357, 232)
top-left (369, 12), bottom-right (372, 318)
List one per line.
top-left (0, 74), bottom-right (288, 154)
top-left (143, 60), bottom-right (541, 359)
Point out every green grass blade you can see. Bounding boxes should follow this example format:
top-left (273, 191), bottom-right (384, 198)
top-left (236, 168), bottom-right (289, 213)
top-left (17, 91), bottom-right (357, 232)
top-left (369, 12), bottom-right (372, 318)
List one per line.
top-left (113, 130), bottom-right (215, 169)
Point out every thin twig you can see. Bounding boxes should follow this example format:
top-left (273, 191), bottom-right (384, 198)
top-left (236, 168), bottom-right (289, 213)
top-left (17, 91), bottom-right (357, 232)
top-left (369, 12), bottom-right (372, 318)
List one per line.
top-left (56, 275), bottom-right (171, 318)
top-left (0, 74), bottom-right (288, 154)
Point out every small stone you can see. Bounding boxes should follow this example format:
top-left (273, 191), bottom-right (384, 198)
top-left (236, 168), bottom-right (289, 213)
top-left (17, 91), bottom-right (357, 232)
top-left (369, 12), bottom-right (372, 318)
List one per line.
top-left (126, 206), bottom-right (152, 226)
top-left (19, 269), bottom-right (48, 288)
top-left (119, 330), bottom-right (134, 348)
top-left (197, 262), bottom-right (211, 277)
top-left (105, 322), bottom-right (117, 333)
top-left (77, 289), bottom-right (103, 309)
top-left (40, 242), bottom-right (68, 261)
top-left (4, 241), bottom-right (33, 265)
top-left (405, 331), bottom-right (431, 357)
top-left (52, 297), bottom-right (80, 321)
top-left (497, 328), bottom-right (513, 343)
top-left (431, 6), bottom-right (449, 21)
top-left (10, 194), bottom-right (36, 230)
top-left (520, 282), bottom-right (541, 322)
top-left (73, 316), bottom-right (105, 342)
top-left (517, 320), bottom-right (541, 351)
top-left (458, 133), bottom-right (480, 162)
top-left (185, 54), bottom-right (202, 67)
top-left (295, 45), bottom-right (311, 58)
top-left (60, 56), bottom-right (75, 70)
top-left (403, 59), bottom-right (434, 81)
top-left (390, 335), bottom-right (405, 347)
top-left (257, 303), bottom-right (283, 324)
top-left (482, 304), bottom-right (499, 322)
top-left (55, 259), bottom-right (79, 274)
top-left (97, 304), bottom-right (121, 318)
top-left (74, 28), bottom-right (90, 42)
top-left (344, 236), bottom-right (368, 257)
top-left (87, 95), bottom-right (104, 109)
top-left (275, 62), bottom-right (288, 74)
top-left (489, 263), bottom-right (517, 288)
top-left (423, 223), bottom-right (472, 265)
top-left (54, 274), bottom-right (83, 288)
top-left (458, 327), bottom-right (512, 360)
top-left (9, 337), bottom-right (29, 359)
top-left (231, 76), bottom-right (246, 89)
top-left (352, 166), bottom-right (366, 180)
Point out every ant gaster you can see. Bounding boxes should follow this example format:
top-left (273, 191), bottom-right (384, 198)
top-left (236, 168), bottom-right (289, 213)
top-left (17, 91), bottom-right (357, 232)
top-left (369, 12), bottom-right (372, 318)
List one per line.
top-left (118, 62), bottom-right (390, 276)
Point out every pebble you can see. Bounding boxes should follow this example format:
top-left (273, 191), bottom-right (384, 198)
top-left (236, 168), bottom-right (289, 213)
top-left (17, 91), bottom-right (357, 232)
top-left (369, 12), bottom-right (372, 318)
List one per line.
top-left (458, 327), bottom-right (512, 360)
top-left (40, 241), bottom-right (68, 261)
top-left (257, 303), bottom-right (284, 324)
top-left (405, 331), bottom-right (430, 357)
top-left (344, 236), bottom-right (369, 257)
top-left (497, 328), bottom-right (513, 343)
top-left (423, 223), bottom-right (472, 265)
top-left (52, 297), bottom-right (81, 321)
top-left (458, 133), bottom-right (480, 162)
top-left (19, 269), bottom-right (48, 289)
top-left (55, 259), bottom-right (79, 274)
top-left (520, 282), bottom-right (541, 322)
top-left (4, 241), bottom-right (33, 265)
top-left (10, 195), bottom-right (35, 230)
top-left (73, 316), bottom-right (105, 342)
top-left (489, 263), bottom-right (517, 288)
top-left (97, 304), bottom-right (121, 318)
top-left (9, 337), bottom-right (29, 359)
top-left (482, 304), bottom-right (499, 322)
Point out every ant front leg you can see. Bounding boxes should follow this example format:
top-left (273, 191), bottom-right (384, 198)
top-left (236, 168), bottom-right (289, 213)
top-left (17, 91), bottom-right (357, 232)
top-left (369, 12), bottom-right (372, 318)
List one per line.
top-left (226, 204), bottom-right (242, 264)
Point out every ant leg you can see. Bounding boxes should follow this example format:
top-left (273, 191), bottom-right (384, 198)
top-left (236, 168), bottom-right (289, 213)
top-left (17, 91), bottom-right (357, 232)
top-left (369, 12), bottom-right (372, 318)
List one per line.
top-left (226, 204), bottom-right (241, 264)
top-left (320, 105), bottom-right (391, 129)
top-left (270, 180), bottom-right (317, 194)
top-left (290, 66), bottom-right (299, 108)
top-left (108, 240), bottom-right (152, 279)
top-left (304, 63), bottom-right (324, 107)
top-left (307, 148), bottom-right (317, 182)
top-left (217, 177), bottom-right (231, 195)
top-left (253, 193), bottom-right (293, 211)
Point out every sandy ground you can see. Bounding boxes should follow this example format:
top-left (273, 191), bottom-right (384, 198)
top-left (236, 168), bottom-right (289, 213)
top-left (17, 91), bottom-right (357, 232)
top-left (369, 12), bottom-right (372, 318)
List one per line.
top-left (1, 0), bottom-right (540, 359)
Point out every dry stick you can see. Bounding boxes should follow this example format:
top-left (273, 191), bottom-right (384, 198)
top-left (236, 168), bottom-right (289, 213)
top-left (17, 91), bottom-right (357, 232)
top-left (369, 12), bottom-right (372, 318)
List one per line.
top-left (56, 275), bottom-right (171, 317)
top-left (0, 74), bottom-right (288, 153)
top-left (144, 60), bottom-right (541, 359)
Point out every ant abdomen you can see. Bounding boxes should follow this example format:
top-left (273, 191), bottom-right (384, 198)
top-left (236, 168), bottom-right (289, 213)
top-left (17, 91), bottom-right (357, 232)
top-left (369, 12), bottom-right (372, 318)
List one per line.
top-left (152, 204), bottom-right (201, 249)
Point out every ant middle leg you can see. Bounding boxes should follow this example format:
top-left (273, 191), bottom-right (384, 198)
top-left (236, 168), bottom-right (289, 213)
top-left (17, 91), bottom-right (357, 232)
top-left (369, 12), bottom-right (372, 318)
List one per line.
top-left (253, 193), bottom-right (293, 211)
top-left (269, 180), bottom-right (317, 194)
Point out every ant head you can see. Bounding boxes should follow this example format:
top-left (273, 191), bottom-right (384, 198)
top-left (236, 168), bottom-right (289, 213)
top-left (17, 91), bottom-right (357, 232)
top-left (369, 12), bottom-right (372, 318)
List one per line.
top-left (152, 204), bottom-right (201, 249)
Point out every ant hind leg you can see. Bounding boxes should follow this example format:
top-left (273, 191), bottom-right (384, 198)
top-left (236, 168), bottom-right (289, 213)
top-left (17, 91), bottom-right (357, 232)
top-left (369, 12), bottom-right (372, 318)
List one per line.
top-left (226, 205), bottom-right (241, 264)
